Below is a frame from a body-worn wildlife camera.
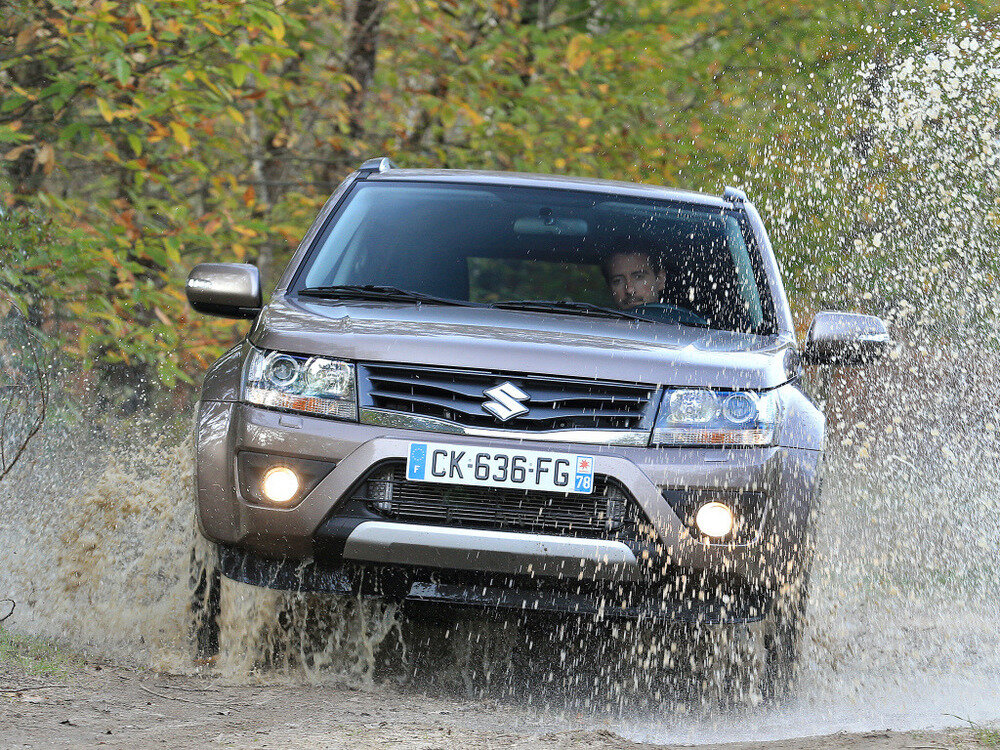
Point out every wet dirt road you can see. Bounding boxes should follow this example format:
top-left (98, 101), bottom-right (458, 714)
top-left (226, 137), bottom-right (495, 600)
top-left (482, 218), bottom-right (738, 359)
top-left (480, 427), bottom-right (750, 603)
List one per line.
top-left (1, 659), bottom-right (993, 750)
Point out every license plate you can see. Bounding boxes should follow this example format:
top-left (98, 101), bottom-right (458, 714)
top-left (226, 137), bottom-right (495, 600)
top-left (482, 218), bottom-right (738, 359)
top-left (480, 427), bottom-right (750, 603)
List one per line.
top-left (406, 442), bottom-right (595, 494)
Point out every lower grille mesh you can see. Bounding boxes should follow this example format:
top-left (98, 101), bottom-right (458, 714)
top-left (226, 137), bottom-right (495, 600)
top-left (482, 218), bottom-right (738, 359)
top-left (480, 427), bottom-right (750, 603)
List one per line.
top-left (353, 461), bottom-right (654, 545)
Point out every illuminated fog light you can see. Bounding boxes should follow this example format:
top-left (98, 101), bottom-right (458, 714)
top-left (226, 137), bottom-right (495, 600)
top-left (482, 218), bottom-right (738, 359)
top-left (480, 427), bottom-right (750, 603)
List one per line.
top-left (695, 501), bottom-right (734, 538)
top-left (261, 466), bottom-right (300, 504)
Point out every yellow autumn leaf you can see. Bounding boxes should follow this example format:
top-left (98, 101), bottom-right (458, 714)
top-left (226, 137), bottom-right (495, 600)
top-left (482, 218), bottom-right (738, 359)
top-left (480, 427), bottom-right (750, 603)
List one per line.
top-left (170, 121), bottom-right (191, 151)
top-left (35, 143), bottom-right (54, 175)
top-left (565, 34), bottom-right (590, 73)
top-left (460, 104), bottom-right (485, 126)
top-left (101, 247), bottom-right (120, 267)
top-left (135, 2), bottom-right (151, 30)
top-left (4, 144), bottom-right (33, 161)
top-left (97, 98), bottom-right (114, 123)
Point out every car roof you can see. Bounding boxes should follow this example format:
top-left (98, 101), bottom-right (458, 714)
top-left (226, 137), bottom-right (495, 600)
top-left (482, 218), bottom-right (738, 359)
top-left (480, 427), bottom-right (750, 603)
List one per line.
top-left (364, 168), bottom-right (734, 210)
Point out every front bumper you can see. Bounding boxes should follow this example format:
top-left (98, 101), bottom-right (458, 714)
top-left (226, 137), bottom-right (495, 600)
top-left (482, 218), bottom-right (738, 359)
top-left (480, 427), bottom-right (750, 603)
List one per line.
top-left (341, 522), bottom-right (641, 580)
top-left (197, 401), bottom-right (820, 597)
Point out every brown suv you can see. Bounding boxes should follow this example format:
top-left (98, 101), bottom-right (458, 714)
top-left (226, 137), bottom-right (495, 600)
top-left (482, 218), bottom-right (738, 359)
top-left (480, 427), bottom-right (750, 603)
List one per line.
top-left (186, 158), bottom-right (889, 696)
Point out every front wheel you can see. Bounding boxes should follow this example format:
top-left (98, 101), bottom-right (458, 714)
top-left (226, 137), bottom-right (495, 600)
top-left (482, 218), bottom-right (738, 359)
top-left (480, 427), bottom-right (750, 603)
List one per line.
top-left (189, 540), bottom-right (222, 659)
top-left (689, 569), bottom-right (810, 706)
top-left (761, 567), bottom-right (810, 701)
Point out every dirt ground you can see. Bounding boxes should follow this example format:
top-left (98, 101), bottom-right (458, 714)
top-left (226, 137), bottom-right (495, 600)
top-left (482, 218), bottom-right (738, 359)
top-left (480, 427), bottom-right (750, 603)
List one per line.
top-left (1, 658), bottom-right (993, 750)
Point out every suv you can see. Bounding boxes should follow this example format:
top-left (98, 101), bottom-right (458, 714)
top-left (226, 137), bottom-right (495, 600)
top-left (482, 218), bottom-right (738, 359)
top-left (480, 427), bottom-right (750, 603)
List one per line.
top-left (186, 158), bottom-right (888, 694)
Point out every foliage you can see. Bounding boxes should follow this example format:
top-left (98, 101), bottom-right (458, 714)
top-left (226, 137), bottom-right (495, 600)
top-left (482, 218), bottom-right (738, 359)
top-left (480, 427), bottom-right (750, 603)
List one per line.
top-left (2, 0), bottom-right (998, 396)
top-left (0, 621), bottom-right (80, 677)
top-left (1, 0), bottom-right (292, 389)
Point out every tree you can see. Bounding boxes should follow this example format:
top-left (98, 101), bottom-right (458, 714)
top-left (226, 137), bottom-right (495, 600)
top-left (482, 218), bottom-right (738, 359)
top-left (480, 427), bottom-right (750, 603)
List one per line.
top-left (2, 0), bottom-right (997, 399)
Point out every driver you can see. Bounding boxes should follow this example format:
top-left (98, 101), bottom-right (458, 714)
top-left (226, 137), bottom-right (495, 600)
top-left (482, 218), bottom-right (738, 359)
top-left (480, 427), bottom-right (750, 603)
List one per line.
top-left (601, 248), bottom-right (667, 309)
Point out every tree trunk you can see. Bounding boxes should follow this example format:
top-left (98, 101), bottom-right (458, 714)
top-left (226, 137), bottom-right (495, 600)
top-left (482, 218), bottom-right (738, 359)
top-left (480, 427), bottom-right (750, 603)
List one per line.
top-left (321, 0), bottom-right (383, 185)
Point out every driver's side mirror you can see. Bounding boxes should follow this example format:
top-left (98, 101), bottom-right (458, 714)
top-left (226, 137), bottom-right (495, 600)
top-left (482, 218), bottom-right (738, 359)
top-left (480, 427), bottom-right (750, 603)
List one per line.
top-left (803, 311), bottom-right (891, 366)
top-left (185, 263), bottom-right (262, 319)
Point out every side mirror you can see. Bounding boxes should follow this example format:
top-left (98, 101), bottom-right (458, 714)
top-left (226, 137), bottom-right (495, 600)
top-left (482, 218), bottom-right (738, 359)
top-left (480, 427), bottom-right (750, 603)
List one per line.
top-left (803, 311), bottom-right (891, 366)
top-left (185, 263), bottom-right (262, 319)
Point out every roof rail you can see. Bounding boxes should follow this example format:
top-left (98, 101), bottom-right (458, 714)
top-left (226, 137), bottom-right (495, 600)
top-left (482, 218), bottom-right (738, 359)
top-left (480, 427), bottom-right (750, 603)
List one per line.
top-left (358, 157), bottom-right (397, 174)
top-left (722, 186), bottom-right (747, 204)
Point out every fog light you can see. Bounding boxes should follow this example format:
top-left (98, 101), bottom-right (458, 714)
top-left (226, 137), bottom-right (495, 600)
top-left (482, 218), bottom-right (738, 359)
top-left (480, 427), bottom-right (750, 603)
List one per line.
top-left (695, 501), bottom-right (734, 538)
top-left (261, 466), bottom-right (300, 504)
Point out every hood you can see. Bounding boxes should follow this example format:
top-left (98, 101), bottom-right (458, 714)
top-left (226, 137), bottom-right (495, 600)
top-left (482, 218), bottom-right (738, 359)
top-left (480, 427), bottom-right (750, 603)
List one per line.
top-left (250, 298), bottom-right (800, 390)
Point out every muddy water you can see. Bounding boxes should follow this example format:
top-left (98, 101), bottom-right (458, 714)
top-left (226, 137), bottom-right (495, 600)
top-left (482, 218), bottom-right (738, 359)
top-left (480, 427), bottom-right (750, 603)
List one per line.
top-left (3, 20), bottom-right (1000, 747)
top-left (0, 428), bottom-right (195, 670)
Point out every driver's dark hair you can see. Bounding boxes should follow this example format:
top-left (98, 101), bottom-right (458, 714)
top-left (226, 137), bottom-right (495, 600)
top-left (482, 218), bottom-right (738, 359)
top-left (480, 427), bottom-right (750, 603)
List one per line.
top-left (600, 245), bottom-right (664, 281)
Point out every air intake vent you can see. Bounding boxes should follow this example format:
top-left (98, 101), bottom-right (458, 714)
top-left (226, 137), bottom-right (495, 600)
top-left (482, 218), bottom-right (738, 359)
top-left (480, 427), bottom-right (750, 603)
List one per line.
top-left (353, 461), bottom-right (655, 546)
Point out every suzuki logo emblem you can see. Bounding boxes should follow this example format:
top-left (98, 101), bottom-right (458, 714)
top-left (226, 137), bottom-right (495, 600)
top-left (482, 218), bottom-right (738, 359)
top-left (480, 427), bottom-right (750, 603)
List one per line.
top-left (482, 382), bottom-right (530, 422)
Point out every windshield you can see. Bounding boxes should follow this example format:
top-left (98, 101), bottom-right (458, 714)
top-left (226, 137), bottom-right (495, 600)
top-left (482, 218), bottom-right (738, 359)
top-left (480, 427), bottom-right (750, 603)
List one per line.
top-left (292, 182), bottom-right (774, 333)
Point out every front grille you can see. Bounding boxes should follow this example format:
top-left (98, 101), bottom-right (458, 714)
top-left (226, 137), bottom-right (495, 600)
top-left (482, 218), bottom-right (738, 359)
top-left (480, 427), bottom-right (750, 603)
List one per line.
top-left (358, 363), bottom-right (657, 432)
top-left (354, 461), bottom-right (655, 545)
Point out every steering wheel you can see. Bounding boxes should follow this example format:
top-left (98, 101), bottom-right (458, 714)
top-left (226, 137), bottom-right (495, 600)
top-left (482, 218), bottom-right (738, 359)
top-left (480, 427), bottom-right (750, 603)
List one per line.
top-left (631, 303), bottom-right (709, 327)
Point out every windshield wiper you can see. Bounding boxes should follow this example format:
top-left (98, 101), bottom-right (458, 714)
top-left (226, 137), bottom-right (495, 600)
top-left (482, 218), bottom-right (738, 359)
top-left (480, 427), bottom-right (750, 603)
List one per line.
top-left (297, 285), bottom-right (474, 307)
top-left (489, 300), bottom-right (653, 323)
top-left (491, 300), bottom-right (713, 328)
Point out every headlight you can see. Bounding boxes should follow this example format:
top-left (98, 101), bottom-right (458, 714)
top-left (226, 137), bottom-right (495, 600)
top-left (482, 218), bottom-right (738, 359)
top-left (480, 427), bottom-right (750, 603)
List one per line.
top-left (244, 349), bottom-right (358, 420)
top-left (651, 388), bottom-right (778, 446)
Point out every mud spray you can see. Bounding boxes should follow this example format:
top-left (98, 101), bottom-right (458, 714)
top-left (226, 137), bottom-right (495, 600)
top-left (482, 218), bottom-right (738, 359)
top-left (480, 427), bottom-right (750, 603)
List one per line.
top-left (2, 16), bottom-right (1000, 745)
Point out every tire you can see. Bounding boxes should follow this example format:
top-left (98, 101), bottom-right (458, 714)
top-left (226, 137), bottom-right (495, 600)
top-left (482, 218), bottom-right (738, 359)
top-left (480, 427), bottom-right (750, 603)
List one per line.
top-left (684, 565), bottom-right (810, 707)
top-left (761, 564), bottom-right (810, 701)
top-left (189, 542), bottom-right (222, 659)
top-left (762, 485), bottom-right (821, 702)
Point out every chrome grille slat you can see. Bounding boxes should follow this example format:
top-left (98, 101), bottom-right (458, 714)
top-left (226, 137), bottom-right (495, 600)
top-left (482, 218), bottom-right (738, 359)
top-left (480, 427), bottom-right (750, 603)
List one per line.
top-left (369, 390), bottom-right (645, 421)
top-left (359, 363), bottom-right (657, 432)
top-left (368, 373), bottom-right (650, 404)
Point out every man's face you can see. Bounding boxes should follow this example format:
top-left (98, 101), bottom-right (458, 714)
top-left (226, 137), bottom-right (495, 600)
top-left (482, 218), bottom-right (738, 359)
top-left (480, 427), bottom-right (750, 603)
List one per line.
top-left (605, 252), bottom-right (667, 309)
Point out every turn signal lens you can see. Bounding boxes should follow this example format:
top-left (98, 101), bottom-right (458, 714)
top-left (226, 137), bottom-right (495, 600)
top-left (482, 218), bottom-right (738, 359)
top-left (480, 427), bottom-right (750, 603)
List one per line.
top-left (260, 466), bottom-right (300, 504)
top-left (695, 501), bottom-right (734, 538)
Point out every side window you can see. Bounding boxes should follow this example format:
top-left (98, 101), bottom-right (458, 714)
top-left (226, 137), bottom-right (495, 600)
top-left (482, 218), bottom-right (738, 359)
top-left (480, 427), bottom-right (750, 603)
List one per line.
top-left (725, 217), bottom-right (764, 329)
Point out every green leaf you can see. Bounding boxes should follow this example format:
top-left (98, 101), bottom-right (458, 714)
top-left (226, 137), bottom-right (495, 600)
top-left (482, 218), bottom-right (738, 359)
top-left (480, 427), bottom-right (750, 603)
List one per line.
top-left (112, 56), bottom-right (131, 85)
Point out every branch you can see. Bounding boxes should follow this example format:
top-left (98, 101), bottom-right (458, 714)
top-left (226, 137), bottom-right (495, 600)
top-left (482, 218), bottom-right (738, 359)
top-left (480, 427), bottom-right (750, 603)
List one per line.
top-left (0, 323), bottom-right (47, 483)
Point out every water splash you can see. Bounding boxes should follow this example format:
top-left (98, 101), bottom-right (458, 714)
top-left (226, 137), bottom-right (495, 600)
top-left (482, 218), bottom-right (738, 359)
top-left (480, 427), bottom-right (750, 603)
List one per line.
top-left (1, 16), bottom-right (1000, 745)
top-left (0, 427), bottom-right (195, 669)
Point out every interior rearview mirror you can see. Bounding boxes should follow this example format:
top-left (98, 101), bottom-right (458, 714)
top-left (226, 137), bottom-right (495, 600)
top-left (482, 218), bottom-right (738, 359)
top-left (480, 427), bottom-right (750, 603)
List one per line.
top-left (185, 263), bottom-right (262, 319)
top-left (803, 311), bottom-right (891, 366)
top-left (513, 216), bottom-right (588, 236)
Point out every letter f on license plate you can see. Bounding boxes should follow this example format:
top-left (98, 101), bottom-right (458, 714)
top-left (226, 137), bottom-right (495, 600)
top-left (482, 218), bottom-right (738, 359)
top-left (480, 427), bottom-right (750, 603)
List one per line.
top-left (406, 442), bottom-right (594, 494)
